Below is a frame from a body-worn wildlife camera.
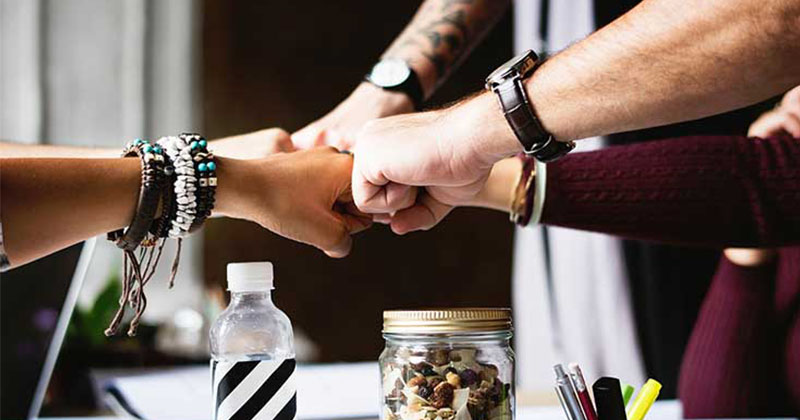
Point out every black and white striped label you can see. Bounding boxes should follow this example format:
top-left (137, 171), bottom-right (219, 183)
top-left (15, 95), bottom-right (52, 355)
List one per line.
top-left (211, 358), bottom-right (297, 420)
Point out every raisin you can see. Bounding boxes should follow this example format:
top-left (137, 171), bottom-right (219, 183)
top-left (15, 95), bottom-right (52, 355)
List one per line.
top-left (459, 368), bottom-right (479, 387)
top-left (431, 382), bottom-right (455, 409)
top-left (417, 384), bottom-right (433, 399)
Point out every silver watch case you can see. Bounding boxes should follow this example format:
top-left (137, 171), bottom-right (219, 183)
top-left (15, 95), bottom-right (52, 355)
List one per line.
top-left (485, 50), bottom-right (538, 91)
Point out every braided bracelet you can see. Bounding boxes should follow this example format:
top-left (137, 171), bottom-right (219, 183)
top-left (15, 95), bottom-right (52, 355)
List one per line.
top-left (105, 138), bottom-right (172, 337)
top-left (107, 139), bottom-right (167, 250)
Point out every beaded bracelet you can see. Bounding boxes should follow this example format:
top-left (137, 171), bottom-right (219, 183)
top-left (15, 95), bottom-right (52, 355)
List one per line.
top-left (158, 135), bottom-right (199, 238)
top-left (179, 133), bottom-right (217, 233)
top-left (105, 133), bottom-right (216, 338)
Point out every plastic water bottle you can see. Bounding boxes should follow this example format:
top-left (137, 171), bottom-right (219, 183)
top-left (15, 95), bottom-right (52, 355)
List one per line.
top-left (210, 262), bottom-right (296, 420)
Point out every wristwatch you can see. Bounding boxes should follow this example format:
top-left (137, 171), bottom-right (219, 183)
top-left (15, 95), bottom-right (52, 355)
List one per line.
top-left (485, 50), bottom-right (574, 162)
top-left (365, 58), bottom-right (424, 110)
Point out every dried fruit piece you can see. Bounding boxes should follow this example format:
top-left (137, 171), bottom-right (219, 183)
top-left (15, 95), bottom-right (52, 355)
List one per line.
top-left (417, 384), bottom-right (433, 399)
top-left (427, 376), bottom-right (445, 389)
top-left (443, 366), bottom-right (459, 376)
top-left (459, 368), bottom-right (479, 387)
top-left (431, 349), bottom-right (450, 365)
top-left (408, 375), bottom-right (427, 388)
top-left (446, 371), bottom-right (461, 388)
top-left (480, 364), bottom-right (499, 382)
top-left (431, 382), bottom-right (455, 409)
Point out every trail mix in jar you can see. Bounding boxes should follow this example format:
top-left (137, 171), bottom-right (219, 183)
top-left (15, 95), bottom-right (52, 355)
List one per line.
top-left (382, 348), bottom-right (512, 420)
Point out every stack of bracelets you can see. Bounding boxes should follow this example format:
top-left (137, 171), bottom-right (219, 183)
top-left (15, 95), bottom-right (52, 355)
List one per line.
top-left (105, 133), bottom-right (217, 337)
top-left (509, 154), bottom-right (547, 227)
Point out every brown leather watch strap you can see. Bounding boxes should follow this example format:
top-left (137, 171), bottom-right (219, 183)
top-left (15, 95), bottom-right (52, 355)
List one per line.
top-left (495, 78), bottom-right (575, 162)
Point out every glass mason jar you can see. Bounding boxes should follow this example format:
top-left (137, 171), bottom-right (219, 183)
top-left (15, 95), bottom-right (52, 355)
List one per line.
top-left (380, 309), bottom-right (515, 420)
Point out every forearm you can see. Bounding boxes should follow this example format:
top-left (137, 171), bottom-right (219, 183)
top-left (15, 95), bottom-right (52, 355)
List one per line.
top-left (1, 158), bottom-right (140, 267)
top-left (0, 140), bottom-right (118, 158)
top-left (528, 0), bottom-right (800, 141)
top-left (541, 134), bottom-right (800, 247)
top-left (383, 0), bottom-right (510, 97)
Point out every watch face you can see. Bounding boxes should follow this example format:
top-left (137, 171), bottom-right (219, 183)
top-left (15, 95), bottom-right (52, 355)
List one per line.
top-left (369, 59), bottom-right (411, 88)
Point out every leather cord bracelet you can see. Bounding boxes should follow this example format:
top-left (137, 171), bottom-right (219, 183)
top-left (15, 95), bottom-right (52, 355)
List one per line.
top-left (107, 139), bottom-right (167, 251)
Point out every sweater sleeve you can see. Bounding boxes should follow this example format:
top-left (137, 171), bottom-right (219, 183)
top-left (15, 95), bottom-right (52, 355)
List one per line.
top-left (541, 134), bottom-right (800, 247)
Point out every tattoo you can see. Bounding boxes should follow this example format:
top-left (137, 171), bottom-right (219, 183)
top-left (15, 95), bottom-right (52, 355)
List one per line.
top-left (385, 0), bottom-right (510, 88)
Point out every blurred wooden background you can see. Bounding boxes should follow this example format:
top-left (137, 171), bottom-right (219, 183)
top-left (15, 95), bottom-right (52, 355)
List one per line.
top-left (202, 1), bottom-right (515, 362)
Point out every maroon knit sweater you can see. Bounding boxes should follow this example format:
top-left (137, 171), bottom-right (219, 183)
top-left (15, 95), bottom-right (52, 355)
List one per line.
top-left (540, 134), bottom-right (800, 416)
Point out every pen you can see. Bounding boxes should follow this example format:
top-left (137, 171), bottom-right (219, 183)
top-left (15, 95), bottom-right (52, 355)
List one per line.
top-left (627, 379), bottom-right (662, 420)
top-left (568, 363), bottom-right (598, 420)
top-left (621, 383), bottom-right (634, 407)
top-left (592, 377), bottom-right (627, 420)
top-left (554, 364), bottom-right (586, 420)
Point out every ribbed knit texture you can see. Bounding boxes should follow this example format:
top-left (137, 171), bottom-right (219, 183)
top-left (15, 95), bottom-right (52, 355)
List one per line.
top-left (677, 255), bottom-right (780, 417)
top-left (542, 135), bottom-right (800, 247)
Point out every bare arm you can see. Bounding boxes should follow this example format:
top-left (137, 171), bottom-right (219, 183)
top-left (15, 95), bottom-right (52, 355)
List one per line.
top-left (292, 0), bottom-right (509, 149)
top-left (0, 141), bottom-right (117, 158)
top-left (382, 0), bottom-right (511, 97)
top-left (1, 149), bottom-right (369, 269)
top-left (530, 0), bottom-right (800, 142)
top-left (0, 129), bottom-right (295, 159)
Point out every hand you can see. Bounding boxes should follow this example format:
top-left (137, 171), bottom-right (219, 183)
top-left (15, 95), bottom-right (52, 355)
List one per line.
top-left (210, 128), bottom-right (295, 159)
top-left (748, 86), bottom-right (800, 138)
top-left (292, 83), bottom-right (414, 150)
top-left (352, 92), bottom-right (520, 234)
top-left (215, 147), bottom-right (372, 258)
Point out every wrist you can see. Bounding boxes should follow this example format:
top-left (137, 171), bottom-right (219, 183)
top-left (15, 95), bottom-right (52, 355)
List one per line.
top-left (450, 92), bottom-right (522, 169)
top-left (213, 157), bottom-right (276, 221)
top-left (469, 157), bottom-right (521, 212)
top-left (352, 82), bottom-right (415, 116)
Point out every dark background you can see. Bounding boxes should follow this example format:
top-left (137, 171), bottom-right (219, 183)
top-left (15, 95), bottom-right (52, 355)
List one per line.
top-left (201, 1), bottom-right (516, 363)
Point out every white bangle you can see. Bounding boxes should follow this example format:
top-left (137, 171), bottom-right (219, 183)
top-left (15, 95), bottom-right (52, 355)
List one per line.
top-left (530, 160), bottom-right (547, 226)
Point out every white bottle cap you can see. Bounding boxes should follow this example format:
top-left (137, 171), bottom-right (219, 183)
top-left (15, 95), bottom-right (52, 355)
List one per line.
top-left (226, 262), bottom-right (274, 292)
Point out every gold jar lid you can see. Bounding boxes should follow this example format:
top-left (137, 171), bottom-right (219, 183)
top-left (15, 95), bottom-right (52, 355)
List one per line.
top-left (383, 308), bottom-right (512, 334)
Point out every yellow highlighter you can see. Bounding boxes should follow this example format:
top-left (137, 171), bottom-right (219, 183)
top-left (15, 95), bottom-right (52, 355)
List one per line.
top-left (626, 379), bottom-right (662, 420)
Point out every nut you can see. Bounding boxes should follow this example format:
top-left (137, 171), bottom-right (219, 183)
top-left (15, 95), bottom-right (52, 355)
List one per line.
top-left (445, 371), bottom-right (461, 388)
top-left (431, 382), bottom-right (455, 409)
top-left (480, 364), bottom-right (499, 382)
top-left (408, 375), bottom-right (427, 388)
top-left (430, 349), bottom-right (450, 365)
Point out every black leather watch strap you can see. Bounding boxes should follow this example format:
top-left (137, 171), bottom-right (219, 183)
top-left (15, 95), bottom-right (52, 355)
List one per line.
top-left (495, 78), bottom-right (574, 162)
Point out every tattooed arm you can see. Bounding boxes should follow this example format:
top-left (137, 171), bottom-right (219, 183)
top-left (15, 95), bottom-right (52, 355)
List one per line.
top-left (292, 0), bottom-right (510, 149)
top-left (382, 0), bottom-right (510, 98)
